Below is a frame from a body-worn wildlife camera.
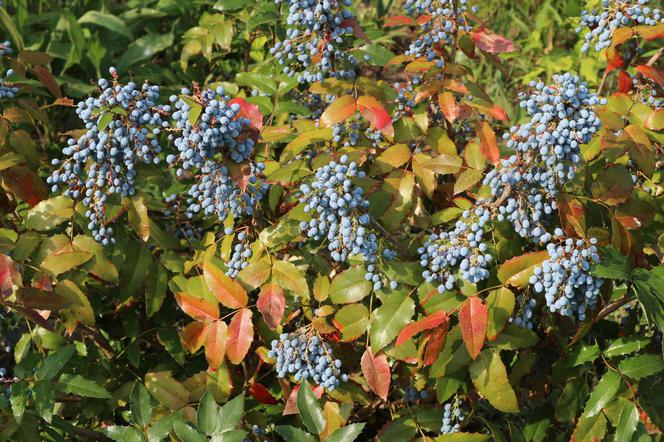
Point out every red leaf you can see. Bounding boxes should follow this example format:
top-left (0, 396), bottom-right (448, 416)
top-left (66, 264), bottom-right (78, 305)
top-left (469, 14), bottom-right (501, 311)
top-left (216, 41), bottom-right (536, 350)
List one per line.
top-left (357, 95), bottom-right (394, 138)
top-left (423, 322), bottom-right (449, 366)
top-left (438, 92), bottom-right (462, 123)
top-left (320, 95), bottom-right (357, 127)
top-left (256, 284), bottom-right (285, 330)
top-left (396, 311), bottom-right (447, 346)
top-left (636, 65), bottom-right (664, 86)
top-left (226, 308), bottom-right (253, 364)
top-left (0, 254), bottom-right (22, 299)
top-left (476, 121), bottom-right (500, 164)
top-left (0, 166), bottom-right (48, 207)
top-left (473, 28), bottom-right (518, 53)
top-left (248, 383), bottom-right (279, 405)
top-left (180, 321), bottom-right (209, 353)
top-left (558, 194), bottom-right (586, 237)
top-left (283, 384), bottom-right (324, 415)
top-left (228, 97), bottom-right (262, 130)
top-left (384, 15), bottom-right (415, 27)
top-left (203, 261), bottom-right (248, 309)
top-left (205, 320), bottom-right (228, 370)
top-left (459, 297), bottom-right (488, 360)
top-left (417, 15), bottom-right (431, 26)
top-left (341, 18), bottom-right (370, 43)
top-left (175, 292), bottom-right (219, 321)
top-left (606, 48), bottom-right (624, 72)
top-left (31, 66), bottom-right (62, 98)
top-left (618, 71), bottom-right (633, 93)
top-left (361, 346), bottom-right (390, 401)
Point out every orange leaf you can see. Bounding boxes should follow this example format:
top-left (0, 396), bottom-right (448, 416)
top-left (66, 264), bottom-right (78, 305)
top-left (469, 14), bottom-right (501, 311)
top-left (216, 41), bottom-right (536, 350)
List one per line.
top-left (384, 15), bottom-right (415, 27)
top-left (320, 95), bottom-right (356, 127)
top-left (226, 308), bottom-right (253, 364)
top-left (396, 311), bottom-right (448, 346)
top-left (636, 65), bottom-right (664, 86)
top-left (459, 297), bottom-right (488, 360)
top-left (205, 320), bottom-right (228, 370)
top-left (175, 292), bottom-right (219, 321)
top-left (618, 71), bottom-right (632, 93)
top-left (1, 166), bottom-right (48, 207)
top-left (476, 121), bottom-right (499, 164)
top-left (438, 92), bottom-right (461, 123)
top-left (360, 346), bottom-right (390, 401)
top-left (473, 28), bottom-right (518, 53)
top-left (357, 96), bottom-right (394, 138)
top-left (180, 321), bottom-right (209, 353)
top-left (248, 383), bottom-right (279, 405)
top-left (283, 384), bottom-right (324, 415)
top-left (423, 322), bottom-right (449, 365)
top-left (203, 261), bottom-right (248, 309)
top-left (229, 97), bottom-right (263, 130)
top-left (256, 284), bottom-right (285, 329)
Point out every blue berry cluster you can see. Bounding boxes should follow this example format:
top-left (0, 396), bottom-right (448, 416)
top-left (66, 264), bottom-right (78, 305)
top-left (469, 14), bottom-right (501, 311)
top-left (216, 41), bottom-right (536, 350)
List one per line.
top-left (268, 330), bottom-right (348, 390)
top-left (510, 294), bottom-right (537, 329)
top-left (48, 67), bottom-right (165, 245)
top-left (404, 386), bottom-right (429, 402)
top-left (486, 73), bottom-right (604, 244)
top-left (418, 207), bottom-right (493, 292)
top-left (186, 161), bottom-right (268, 223)
top-left (577, 0), bottom-right (663, 53)
top-left (166, 85), bottom-right (257, 173)
top-left (0, 69), bottom-right (17, 99)
top-left (440, 397), bottom-right (465, 434)
top-left (226, 229), bottom-right (253, 278)
top-left (299, 155), bottom-right (396, 289)
top-left (270, 0), bottom-right (357, 84)
top-left (404, 0), bottom-right (478, 65)
top-left (0, 40), bottom-right (11, 56)
top-left (529, 238), bottom-right (604, 321)
top-left (163, 194), bottom-right (202, 241)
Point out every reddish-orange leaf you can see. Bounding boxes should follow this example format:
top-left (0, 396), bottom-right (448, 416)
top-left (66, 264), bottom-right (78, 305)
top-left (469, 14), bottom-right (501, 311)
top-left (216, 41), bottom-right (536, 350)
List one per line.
top-left (417, 14), bottom-right (431, 25)
top-left (384, 15), bottom-right (415, 27)
top-left (558, 195), bottom-right (586, 237)
top-left (180, 321), bottom-right (209, 353)
top-left (203, 261), bottom-right (248, 309)
top-left (606, 47), bottom-right (624, 73)
top-left (32, 66), bottom-right (62, 97)
top-left (226, 308), bottom-right (253, 364)
top-left (205, 320), bottom-right (228, 370)
top-left (0, 254), bottom-right (21, 297)
top-left (476, 121), bottom-right (500, 164)
top-left (438, 92), bottom-right (461, 123)
top-left (1, 166), bottom-right (48, 207)
top-left (320, 95), bottom-right (356, 127)
top-left (175, 292), bottom-right (219, 321)
top-left (473, 28), bottom-right (518, 53)
top-left (396, 311), bottom-right (448, 346)
top-left (636, 23), bottom-right (664, 40)
top-left (228, 97), bottom-right (262, 130)
top-left (459, 297), bottom-right (488, 360)
top-left (423, 322), bottom-right (449, 365)
top-left (636, 65), bottom-right (664, 86)
top-left (618, 71), bottom-right (633, 93)
top-left (248, 383), bottom-right (279, 405)
top-left (256, 284), bottom-right (285, 330)
top-left (357, 96), bottom-right (394, 138)
top-left (283, 384), bottom-right (324, 415)
top-left (361, 346), bottom-right (390, 401)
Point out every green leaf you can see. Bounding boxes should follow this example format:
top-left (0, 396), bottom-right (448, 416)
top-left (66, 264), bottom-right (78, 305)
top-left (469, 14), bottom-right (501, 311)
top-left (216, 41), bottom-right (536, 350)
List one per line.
top-left (197, 390), bottom-right (218, 436)
top-left (36, 344), bottom-right (75, 381)
top-left (78, 11), bottom-right (133, 39)
top-left (438, 433), bottom-right (491, 442)
top-left (615, 401), bottom-right (639, 442)
top-left (619, 354), bottom-right (664, 380)
top-left (604, 336), bottom-right (650, 358)
top-left (25, 196), bottom-right (73, 231)
top-left (58, 374), bottom-right (111, 398)
top-left (117, 32), bottom-right (174, 70)
top-left (130, 382), bottom-right (154, 428)
top-left (209, 430), bottom-right (248, 442)
top-left (555, 378), bottom-right (588, 422)
top-left (329, 267), bottom-right (372, 304)
top-left (173, 421), bottom-right (206, 442)
top-left (370, 289), bottom-right (415, 352)
top-left (147, 411), bottom-right (184, 442)
top-left (10, 381), bottom-right (28, 419)
top-left (272, 260), bottom-right (309, 298)
top-left (582, 370), bottom-right (621, 418)
top-left (488, 324), bottom-right (539, 350)
top-left (497, 251), bottom-right (548, 288)
top-left (469, 349), bottom-right (519, 413)
top-left (590, 247), bottom-right (631, 280)
top-left (573, 412), bottom-right (608, 442)
top-left (326, 423), bottom-right (366, 442)
top-left (145, 372), bottom-right (190, 410)
top-left (591, 165), bottom-right (633, 206)
top-left (632, 268), bottom-right (664, 333)
top-left (334, 304), bottom-right (369, 341)
top-left (146, 263), bottom-right (168, 318)
top-left (486, 287), bottom-right (515, 339)
top-left (127, 196), bottom-right (151, 242)
top-left (274, 425), bottom-right (316, 442)
top-left (106, 426), bottom-right (145, 442)
top-left (297, 382), bottom-right (326, 435)
top-left (33, 382), bottom-right (54, 423)
top-left (216, 394), bottom-right (244, 433)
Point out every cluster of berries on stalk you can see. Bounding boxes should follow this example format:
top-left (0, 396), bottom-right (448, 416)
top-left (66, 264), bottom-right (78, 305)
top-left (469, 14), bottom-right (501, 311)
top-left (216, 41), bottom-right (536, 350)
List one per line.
top-left (577, 0), bottom-right (663, 53)
top-left (404, 0), bottom-right (478, 65)
top-left (225, 228), bottom-right (253, 278)
top-left (440, 396), bottom-right (465, 434)
top-left (268, 329), bottom-right (348, 390)
top-left (271, 0), bottom-right (357, 84)
top-left (48, 67), bottom-right (165, 245)
top-left (299, 155), bottom-right (396, 290)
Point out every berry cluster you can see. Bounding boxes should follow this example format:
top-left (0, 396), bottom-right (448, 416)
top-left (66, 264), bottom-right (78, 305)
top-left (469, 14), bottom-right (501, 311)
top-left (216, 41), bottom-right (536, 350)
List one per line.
top-left (0, 40), bottom-right (10, 56)
top-left (48, 67), bottom-right (165, 245)
top-left (510, 294), bottom-right (538, 329)
top-left (271, 0), bottom-right (357, 84)
top-left (404, 386), bottom-right (429, 402)
top-left (226, 229), bottom-right (253, 278)
top-left (529, 238), bottom-right (604, 321)
top-left (577, 0), bottom-right (663, 53)
top-left (268, 329), bottom-right (348, 390)
top-left (440, 396), bottom-right (465, 435)
top-left (419, 207), bottom-right (493, 292)
top-left (299, 155), bottom-right (395, 289)
top-left (163, 193), bottom-right (202, 241)
top-left (404, 0), bottom-right (478, 65)
top-left (0, 69), bottom-right (17, 99)
top-left (166, 86), bottom-right (257, 173)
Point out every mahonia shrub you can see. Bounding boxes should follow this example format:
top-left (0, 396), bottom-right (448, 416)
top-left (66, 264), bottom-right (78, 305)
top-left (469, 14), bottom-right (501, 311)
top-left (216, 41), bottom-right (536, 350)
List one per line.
top-left (0, 0), bottom-right (662, 441)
